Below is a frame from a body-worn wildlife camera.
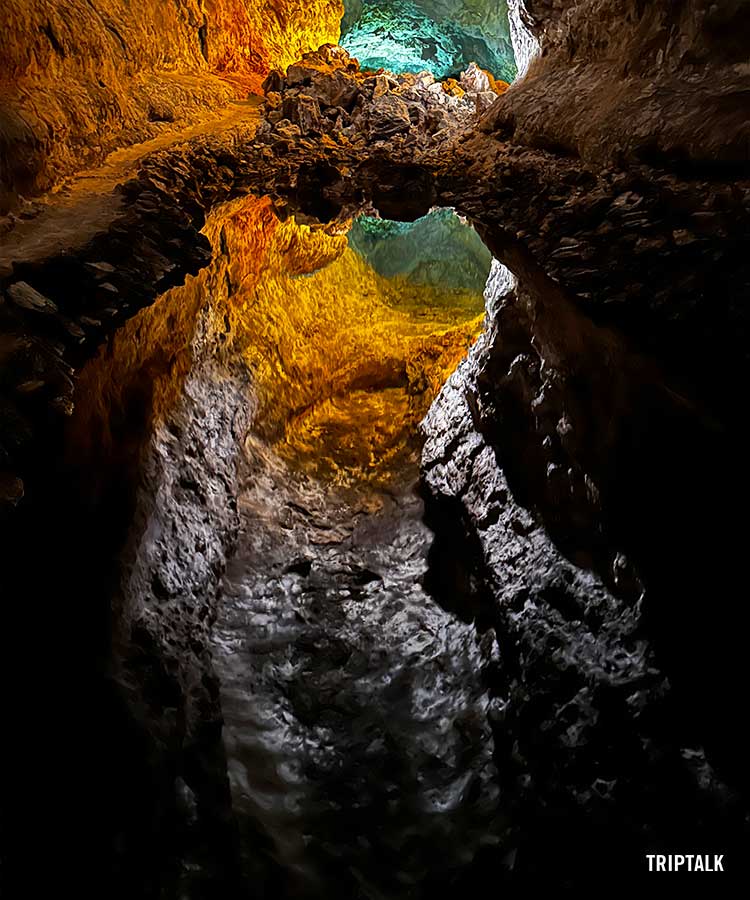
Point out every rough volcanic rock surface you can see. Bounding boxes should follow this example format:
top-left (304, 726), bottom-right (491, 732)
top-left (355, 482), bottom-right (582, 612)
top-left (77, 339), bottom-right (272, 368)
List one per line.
top-left (420, 262), bottom-right (748, 884)
top-left (0, 0), bottom-right (344, 208)
top-left (102, 339), bottom-right (252, 897)
top-left (257, 45), bottom-right (507, 162)
top-left (3, 1), bottom-right (750, 892)
top-left (506, 0), bottom-right (539, 77)
top-left (410, 0), bottom-right (750, 883)
top-left (0, 123), bottom-right (264, 898)
top-left (216, 439), bottom-right (502, 897)
top-left (0, 116), bottom-right (262, 525)
top-left (340, 0), bottom-right (516, 82)
top-left (481, 0), bottom-right (750, 167)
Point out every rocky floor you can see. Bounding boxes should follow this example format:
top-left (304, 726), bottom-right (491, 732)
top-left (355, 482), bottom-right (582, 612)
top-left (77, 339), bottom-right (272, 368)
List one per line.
top-left (213, 435), bottom-right (504, 898)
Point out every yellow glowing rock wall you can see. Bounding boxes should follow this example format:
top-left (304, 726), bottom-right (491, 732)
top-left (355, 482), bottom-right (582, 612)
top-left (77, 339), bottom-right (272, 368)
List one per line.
top-left (218, 198), bottom-right (483, 480)
top-left (0, 0), bottom-right (343, 207)
top-left (205, 0), bottom-right (345, 83)
top-left (70, 195), bottom-right (484, 487)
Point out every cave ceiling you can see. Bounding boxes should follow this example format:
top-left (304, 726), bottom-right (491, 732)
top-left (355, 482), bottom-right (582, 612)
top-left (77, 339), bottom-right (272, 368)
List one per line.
top-left (340, 0), bottom-right (516, 80)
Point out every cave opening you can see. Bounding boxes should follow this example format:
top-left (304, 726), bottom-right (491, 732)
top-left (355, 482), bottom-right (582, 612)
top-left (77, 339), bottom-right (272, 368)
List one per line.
top-left (340, 0), bottom-right (517, 81)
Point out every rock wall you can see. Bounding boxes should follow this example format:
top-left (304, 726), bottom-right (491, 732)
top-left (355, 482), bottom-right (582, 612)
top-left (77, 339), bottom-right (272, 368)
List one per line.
top-left (0, 97), bottom-right (487, 884)
top-left (421, 256), bottom-right (748, 884)
top-left (81, 292), bottom-right (252, 898)
top-left (0, 122), bottom-right (264, 898)
top-left (204, 0), bottom-right (344, 79)
top-left (0, 0), bottom-right (343, 208)
top-left (483, 0), bottom-right (750, 167)
top-left (507, 0), bottom-right (539, 78)
top-left (416, 0), bottom-right (750, 884)
top-left (2, 0), bottom-right (748, 890)
top-left (340, 0), bottom-right (516, 81)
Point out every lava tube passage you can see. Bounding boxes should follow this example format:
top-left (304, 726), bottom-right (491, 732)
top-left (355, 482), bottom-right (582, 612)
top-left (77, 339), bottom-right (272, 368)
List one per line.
top-left (61, 194), bottom-right (500, 897)
top-left (3, 1), bottom-right (749, 897)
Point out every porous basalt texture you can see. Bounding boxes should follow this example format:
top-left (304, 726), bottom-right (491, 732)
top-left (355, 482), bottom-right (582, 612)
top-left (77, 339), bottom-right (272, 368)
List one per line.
top-left (255, 45), bottom-right (507, 192)
top-left (233, 2), bottom-right (749, 888)
top-left (3, 1), bottom-right (750, 889)
top-left (0, 0), bottom-right (343, 208)
top-left (67, 254), bottom-right (255, 898)
top-left (1, 120), bottom-right (488, 892)
top-left (1, 124), bottom-right (264, 898)
top-left (415, 0), bottom-right (750, 884)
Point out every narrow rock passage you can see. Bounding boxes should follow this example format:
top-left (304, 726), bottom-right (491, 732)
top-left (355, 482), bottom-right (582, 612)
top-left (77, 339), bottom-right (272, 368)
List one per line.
top-left (214, 436), bottom-right (502, 898)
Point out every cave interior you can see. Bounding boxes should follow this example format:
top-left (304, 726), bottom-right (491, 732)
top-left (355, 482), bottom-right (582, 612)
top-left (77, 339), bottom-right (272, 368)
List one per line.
top-left (1, 0), bottom-right (749, 897)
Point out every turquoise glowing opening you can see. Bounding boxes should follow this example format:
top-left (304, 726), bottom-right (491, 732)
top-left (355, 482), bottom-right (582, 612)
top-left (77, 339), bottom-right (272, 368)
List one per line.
top-left (348, 208), bottom-right (493, 295)
top-left (340, 0), bottom-right (516, 82)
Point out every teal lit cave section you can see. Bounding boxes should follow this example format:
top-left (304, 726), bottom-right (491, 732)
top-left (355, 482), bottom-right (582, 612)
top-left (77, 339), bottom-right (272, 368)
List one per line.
top-left (340, 0), bottom-right (517, 82)
top-left (348, 208), bottom-right (493, 296)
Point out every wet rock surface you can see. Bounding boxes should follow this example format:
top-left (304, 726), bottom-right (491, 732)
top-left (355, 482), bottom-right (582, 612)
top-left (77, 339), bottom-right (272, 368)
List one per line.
top-left (109, 349), bottom-right (252, 897)
top-left (3, 1), bottom-right (750, 894)
top-left (215, 441), bottom-right (502, 898)
top-left (2, 182), bottom-right (491, 898)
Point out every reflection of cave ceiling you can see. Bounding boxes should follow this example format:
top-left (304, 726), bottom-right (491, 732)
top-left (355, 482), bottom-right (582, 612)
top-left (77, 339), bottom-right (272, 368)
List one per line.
top-left (340, 0), bottom-right (516, 80)
top-left (348, 209), bottom-right (493, 295)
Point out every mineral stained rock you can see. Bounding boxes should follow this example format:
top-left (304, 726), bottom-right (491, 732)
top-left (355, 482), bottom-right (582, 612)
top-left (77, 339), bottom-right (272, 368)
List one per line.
top-left (26, 192), bottom-right (488, 893)
top-left (415, 0), bottom-right (750, 883)
top-left (347, 207), bottom-right (492, 293)
top-left (3, 0), bottom-right (749, 893)
top-left (420, 257), bottom-right (748, 884)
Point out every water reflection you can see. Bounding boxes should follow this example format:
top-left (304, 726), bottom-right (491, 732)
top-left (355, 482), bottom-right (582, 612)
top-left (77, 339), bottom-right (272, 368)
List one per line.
top-left (211, 201), bottom-right (502, 898)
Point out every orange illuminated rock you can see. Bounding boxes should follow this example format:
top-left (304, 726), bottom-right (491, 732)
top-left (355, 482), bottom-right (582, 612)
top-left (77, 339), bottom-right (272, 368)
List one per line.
top-left (0, 0), bottom-right (344, 208)
top-left (217, 198), bottom-right (483, 482)
top-left (70, 194), bottom-right (484, 486)
top-left (442, 78), bottom-right (466, 98)
top-left (204, 1), bottom-right (346, 85)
